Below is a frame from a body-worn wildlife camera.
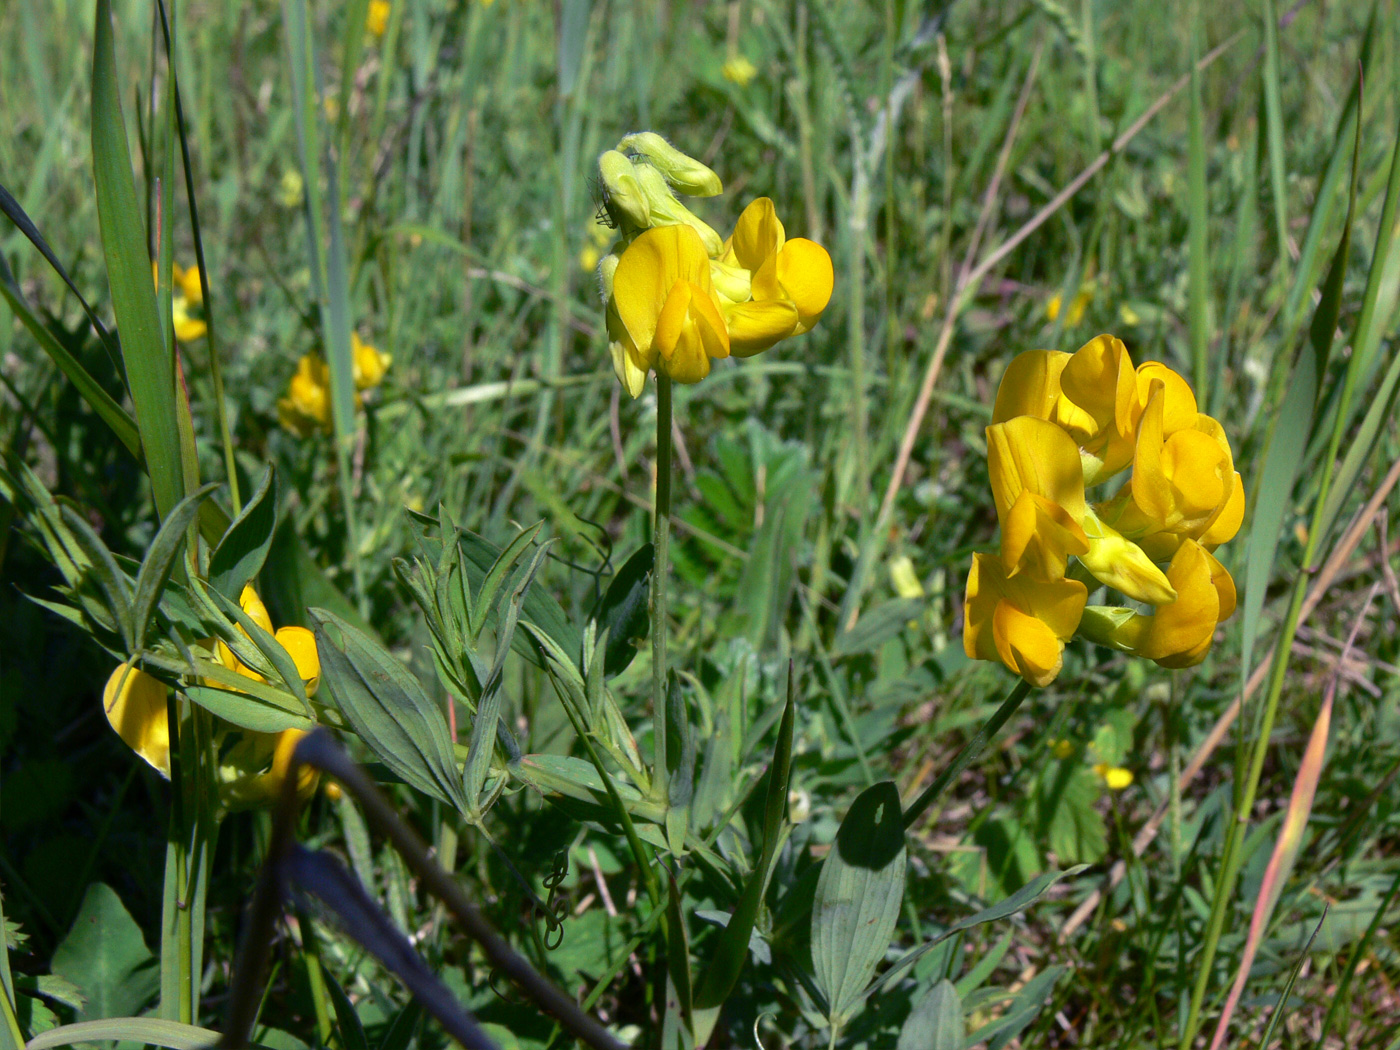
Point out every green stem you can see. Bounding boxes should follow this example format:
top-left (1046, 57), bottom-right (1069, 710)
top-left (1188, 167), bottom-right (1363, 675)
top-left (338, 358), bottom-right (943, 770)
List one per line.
top-left (650, 375), bottom-right (673, 802)
top-left (903, 678), bottom-right (1032, 830)
top-left (298, 906), bottom-right (335, 1047)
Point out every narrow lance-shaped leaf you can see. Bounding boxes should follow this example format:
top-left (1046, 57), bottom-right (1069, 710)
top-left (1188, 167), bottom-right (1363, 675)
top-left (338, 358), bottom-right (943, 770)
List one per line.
top-left (131, 482), bottom-right (219, 652)
top-left (693, 668), bottom-right (796, 1010)
top-left (208, 467), bottom-right (280, 600)
top-left (92, 0), bottom-right (185, 521)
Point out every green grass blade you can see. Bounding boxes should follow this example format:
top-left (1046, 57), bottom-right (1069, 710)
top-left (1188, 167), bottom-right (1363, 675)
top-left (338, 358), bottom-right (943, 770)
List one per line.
top-left (1261, 0), bottom-right (1289, 281)
top-left (0, 253), bottom-right (140, 459)
top-left (1187, 16), bottom-right (1209, 402)
top-left (91, 0), bottom-right (185, 520)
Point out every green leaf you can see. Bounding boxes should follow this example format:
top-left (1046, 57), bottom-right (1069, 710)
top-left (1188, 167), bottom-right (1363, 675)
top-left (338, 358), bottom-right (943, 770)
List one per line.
top-left (865, 867), bottom-right (1086, 1001)
top-left (831, 599), bottom-right (924, 657)
top-left (50, 884), bottom-right (158, 1022)
top-left (25, 1019), bottom-right (271, 1050)
top-left (968, 965), bottom-right (1063, 1048)
top-left (91, 0), bottom-right (185, 521)
top-left (592, 543), bottom-right (652, 677)
top-left (896, 980), bottom-right (961, 1050)
top-left (694, 674), bottom-right (796, 1010)
top-left (131, 483), bottom-right (219, 652)
top-left (811, 781), bottom-right (907, 1022)
top-left (458, 529), bottom-right (580, 668)
top-left (312, 608), bottom-right (468, 811)
top-left (182, 686), bottom-right (313, 735)
top-left (57, 505), bottom-right (133, 650)
top-left (208, 467), bottom-right (280, 600)
top-left (320, 963), bottom-right (370, 1050)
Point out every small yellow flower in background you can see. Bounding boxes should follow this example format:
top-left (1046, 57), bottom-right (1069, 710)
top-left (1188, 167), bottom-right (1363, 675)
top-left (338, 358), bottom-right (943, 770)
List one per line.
top-left (1047, 284), bottom-right (1094, 326)
top-left (964, 334), bottom-right (1243, 685)
top-left (152, 260), bottom-right (208, 342)
top-left (278, 169), bottom-right (305, 209)
top-left (722, 56), bottom-right (758, 87)
top-left (889, 556), bottom-right (924, 600)
top-left (579, 217), bottom-right (613, 274)
top-left (104, 663), bottom-right (170, 778)
top-left (352, 331), bottom-right (391, 390)
top-left (278, 354), bottom-right (333, 434)
top-left (1050, 738), bottom-right (1076, 760)
top-left (594, 133), bottom-right (833, 397)
top-left (1094, 763), bottom-right (1134, 790)
top-left (366, 0), bottom-right (390, 37)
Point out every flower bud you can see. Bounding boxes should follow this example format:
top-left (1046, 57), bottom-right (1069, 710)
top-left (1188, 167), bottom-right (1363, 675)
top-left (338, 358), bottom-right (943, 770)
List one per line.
top-left (598, 150), bottom-right (650, 230)
top-left (632, 163), bottom-right (723, 255)
top-left (617, 132), bottom-right (723, 196)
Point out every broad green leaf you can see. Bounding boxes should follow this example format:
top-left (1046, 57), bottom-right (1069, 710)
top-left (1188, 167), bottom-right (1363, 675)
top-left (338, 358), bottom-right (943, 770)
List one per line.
top-left (208, 467), bottom-right (279, 600)
top-left (25, 1019), bottom-right (270, 1050)
top-left (664, 873), bottom-right (693, 1043)
top-left (592, 543), bottom-right (652, 677)
top-left (131, 482), bottom-right (219, 652)
top-left (896, 980), bottom-right (961, 1050)
top-left (182, 686), bottom-right (313, 735)
top-left (51, 884), bottom-right (158, 1022)
top-left (92, 0), bottom-right (184, 521)
top-left (811, 781), bottom-right (907, 1022)
top-left (313, 608), bottom-right (468, 811)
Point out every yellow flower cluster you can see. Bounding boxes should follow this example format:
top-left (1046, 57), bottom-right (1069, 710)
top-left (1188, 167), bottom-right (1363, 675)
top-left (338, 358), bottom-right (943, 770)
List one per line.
top-left (366, 0), bottom-right (390, 37)
top-left (278, 332), bottom-right (391, 434)
top-left (102, 585), bottom-right (321, 804)
top-left (594, 132), bottom-right (833, 396)
top-left (964, 335), bottom-right (1243, 687)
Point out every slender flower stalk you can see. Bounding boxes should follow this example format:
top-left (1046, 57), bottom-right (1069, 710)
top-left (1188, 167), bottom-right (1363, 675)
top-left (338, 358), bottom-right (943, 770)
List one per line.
top-left (650, 375), bottom-right (673, 802)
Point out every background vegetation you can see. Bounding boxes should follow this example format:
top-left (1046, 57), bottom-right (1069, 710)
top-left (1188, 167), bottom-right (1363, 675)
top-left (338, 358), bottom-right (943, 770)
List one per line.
top-left (2, 0), bottom-right (1399, 1047)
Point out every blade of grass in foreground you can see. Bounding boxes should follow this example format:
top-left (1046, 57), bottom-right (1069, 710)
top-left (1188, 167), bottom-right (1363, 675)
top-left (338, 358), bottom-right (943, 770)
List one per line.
top-left (1186, 14), bottom-right (1209, 404)
top-left (91, 0), bottom-right (185, 520)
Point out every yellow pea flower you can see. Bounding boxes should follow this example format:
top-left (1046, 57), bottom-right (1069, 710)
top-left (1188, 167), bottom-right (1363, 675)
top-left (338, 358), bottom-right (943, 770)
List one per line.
top-left (278, 354), bottom-right (333, 433)
top-left (608, 224), bottom-right (730, 393)
top-left (1078, 540), bottom-right (1235, 668)
top-left (1098, 378), bottom-right (1244, 560)
top-left (219, 728), bottom-right (319, 808)
top-left (366, 0), bottom-right (390, 37)
top-left (1046, 285), bottom-right (1093, 325)
top-left (993, 336), bottom-right (1142, 485)
top-left (722, 56), bottom-right (758, 87)
top-left (351, 332), bottom-right (391, 390)
top-left (718, 197), bottom-right (834, 356)
top-left (964, 553), bottom-right (1087, 688)
top-left (216, 585), bottom-right (321, 696)
top-left (985, 416), bottom-right (1173, 604)
top-left (153, 260), bottom-right (208, 342)
top-left (103, 663), bottom-right (170, 778)
top-left (1094, 763), bottom-right (1134, 790)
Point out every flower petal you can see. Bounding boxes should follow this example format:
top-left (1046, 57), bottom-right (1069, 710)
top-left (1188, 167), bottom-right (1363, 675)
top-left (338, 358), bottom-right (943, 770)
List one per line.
top-left (725, 299), bottom-right (799, 356)
top-left (275, 626), bottom-right (321, 697)
top-left (104, 664), bottom-right (170, 778)
top-left (777, 238), bottom-right (834, 330)
top-left (991, 350), bottom-right (1071, 424)
top-left (613, 225), bottom-right (711, 354)
top-left (728, 197), bottom-right (784, 272)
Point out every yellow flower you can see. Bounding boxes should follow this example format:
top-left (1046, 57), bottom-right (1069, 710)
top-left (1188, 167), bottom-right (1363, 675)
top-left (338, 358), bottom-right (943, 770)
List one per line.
top-left (1094, 763), bottom-right (1134, 790)
top-left (985, 415), bottom-right (1173, 604)
top-left (993, 336), bottom-right (1142, 485)
top-left (219, 728), bottom-right (319, 807)
top-left (1096, 375), bottom-right (1244, 561)
top-left (153, 260), bottom-right (208, 342)
top-left (722, 56), bottom-right (758, 87)
top-left (278, 169), bottom-right (305, 209)
top-left (717, 197), bottom-right (834, 356)
top-left (964, 553), bottom-right (1087, 688)
top-left (366, 0), bottom-right (390, 37)
top-left (1078, 540), bottom-right (1236, 668)
top-left (216, 584), bottom-right (322, 695)
top-left (608, 224), bottom-right (730, 394)
top-left (889, 555), bottom-right (925, 599)
top-left (278, 354), bottom-right (333, 433)
top-left (104, 663), bottom-right (170, 778)
top-left (352, 332), bottom-right (391, 390)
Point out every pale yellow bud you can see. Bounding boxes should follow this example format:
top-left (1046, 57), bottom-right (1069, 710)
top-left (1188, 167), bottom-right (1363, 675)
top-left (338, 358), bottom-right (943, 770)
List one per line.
top-left (632, 163), bottom-right (722, 255)
top-left (598, 151), bottom-right (650, 230)
top-left (616, 132), bottom-right (723, 197)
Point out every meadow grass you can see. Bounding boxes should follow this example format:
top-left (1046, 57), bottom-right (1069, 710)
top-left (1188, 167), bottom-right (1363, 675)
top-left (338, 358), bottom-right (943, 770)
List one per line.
top-left (1, 1), bottom-right (1399, 1047)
